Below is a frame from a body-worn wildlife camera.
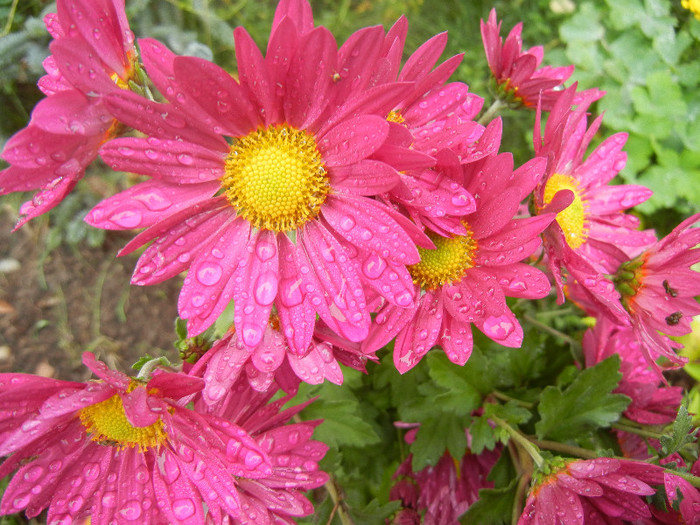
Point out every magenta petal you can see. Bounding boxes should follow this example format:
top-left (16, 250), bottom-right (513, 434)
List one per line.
top-left (322, 194), bottom-right (420, 266)
top-left (14, 174), bottom-right (81, 229)
top-left (203, 337), bottom-right (252, 405)
top-left (0, 165), bottom-right (58, 194)
top-left (32, 91), bottom-right (111, 136)
top-left (151, 450), bottom-right (206, 525)
top-left (130, 207), bottom-right (231, 286)
top-left (319, 115), bottom-right (389, 167)
top-left (86, 180), bottom-right (218, 231)
top-left (372, 144), bottom-right (436, 171)
top-left (178, 218), bottom-right (251, 337)
top-left (334, 25), bottom-right (384, 100)
top-left (234, 27), bottom-right (275, 126)
top-left (440, 315), bottom-right (473, 365)
top-left (353, 249), bottom-right (415, 308)
top-left (275, 235), bottom-right (316, 356)
top-left (284, 26), bottom-right (336, 129)
top-left (394, 291), bottom-right (443, 373)
top-left (287, 342), bottom-right (343, 385)
top-left (147, 371), bottom-right (204, 400)
top-left (299, 221), bottom-right (369, 342)
top-left (327, 82), bottom-right (413, 132)
top-left (477, 236), bottom-right (542, 267)
top-left (82, 352), bottom-right (130, 390)
top-left (266, 17), bottom-right (299, 107)
top-left (251, 326), bottom-right (286, 373)
top-left (399, 32), bottom-right (447, 82)
top-left (121, 387), bottom-right (160, 427)
top-left (362, 302), bottom-right (418, 354)
top-left (137, 38), bottom-right (178, 100)
top-left (469, 186), bottom-right (522, 239)
top-left (488, 263), bottom-right (551, 299)
top-left (271, 0), bottom-right (314, 36)
top-left (587, 185), bottom-right (652, 215)
top-left (330, 159), bottom-right (400, 195)
top-left (49, 38), bottom-right (117, 94)
top-left (104, 91), bottom-right (228, 152)
top-left (477, 310), bottom-right (523, 347)
top-left (232, 230), bottom-right (279, 349)
top-left (100, 137), bottom-right (224, 183)
top-left (2, 125), bottom-right (84, 168)
top-left (173, 55), bottom-right (259, 137)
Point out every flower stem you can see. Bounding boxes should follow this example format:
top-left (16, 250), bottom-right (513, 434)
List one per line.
top-left (611, 421), bottom-right (665, 440)
top-left (492, 390), bottom-right (535, 409)
top-left (478, 98), bottom-right (505, 125)
top-left (523, 314), bottom-right (580, 348)
top-left (491, 415), bottom-right (545, 469)
top-left (324, 477), bottom-right (355, 525)
top-left (529, 438), bottom-right (598, 459)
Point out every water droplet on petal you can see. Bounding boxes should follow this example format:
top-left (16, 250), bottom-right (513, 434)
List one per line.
top-left (195, 262), bottom-right (223, 286)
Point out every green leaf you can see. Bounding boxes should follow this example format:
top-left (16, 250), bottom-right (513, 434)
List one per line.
top-left (411, 412), bottom-right (468, 471)
top-left (302, 399), bottom-right (381, 448)
top-left (347, 499), bottom-right (401, 524)
top-left (484, 401), bottom-right (532, 427)
top-left (535, 356), bottom-right (630, 441)
top-left (459, 478), bottom-right (518, 525)
top-left (659, 405), bottom-right (699, 458)
top-left (470, 415), bottom-right (499, 455)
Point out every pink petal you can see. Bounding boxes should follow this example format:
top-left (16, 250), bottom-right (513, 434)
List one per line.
top-left (265, 17), bottom-right (299, 108)
top-left (173, 55), bottom-right (259, 137)
top-left (137, 38), bottom-right (178, 102)
top-left (334, 25), bottom-right (385, 100)
top-left (100, 137), bottom-right (224, 183)
top-left (49, 37), bottom-right (118, 94)
top-left (287, 342), bottom-right (343, 385)
top-left (587, 185), bottom-right (652, 215)
top-left (121, 387), bottom-right (159, 427)
top-left (326, 82), bottom-right (413, 131)
top-left (299, 221), bottom-right (369, 342)
top-left (147, 371), bottom-right (204, 400)
top-left (86, 180), bottom-right (218, 231)
top-left (330, 159), bottom-right (400, 195)
top-left (399, 32), bottom-right (447, 82)
top-left (82, 352), bottom-right (130, 390)
top-left (319, 115), bottom-right (389, 167)
top-left (2, 125), bottom-right (85, 168)
top-left (271, 0), bottom-right (314, 36)
top-left (232, 230), bottom-right (279, 349)
top-left (203, 336), bottom-right (252, 405)
top-left (468, 186), bottom-right (522, 239)
top-left (361, 301), bottom-right (418, 354)
top-left (31, 91), bottom-right (112, 136)
top-left (275, 235), bottom-right (316, 356)
top-left (487, 263), bottom-right (551, 299)
top-left (284, 26), bottom-right (336, 129)
top-left (251, 326), bottom-right (286, 373)
top-left (353, 250), bottom-right (415, 308)
top-left (476, 236), bottom-right (542, 267)
top-left (394, 291), bottom-right (443, 373)
top-left (477, 310), bottom-right (523, 347)
top-left (234, 27), bottom-right (276, 126)
top-left (151, 450), bottom-right (206, 525)
top-left (14, 172), bottom-right (81, 229)
top-left (371, 144), bottom-right (435, 171)
top-left (440, 314), bottom-right (473, 365)
top-left (321, 194), bottom-right (420, 266)
top-left (178, 218), bottom-right (251, 337)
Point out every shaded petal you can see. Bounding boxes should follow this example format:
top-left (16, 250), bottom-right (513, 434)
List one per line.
top-left (49, 37), bottom-right (117, 94)
top-left (319, 115), bottom-right (389, 167)
top-left (476, 310), bottom-right (523, 347)
top-left (234, 27), bottom-right (275, 126)
top-left (287, 342), bottom-right (343, 385)
top-left (487, 263), bottom-right (551, 299)
top-left (151, 449), bottom-right (206, 525)
top-left (394, 291), bottom-right (443, 373)
top-left (440, 314), bottom-right (473, 365)
top-left (202, 336), bottom-right (252, 405)
top-left (352, 249), bottom-right (415, 308)
top-left (330, 159), bottom-right (400, 195)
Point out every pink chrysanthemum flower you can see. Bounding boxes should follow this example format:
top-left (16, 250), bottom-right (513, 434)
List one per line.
top-left (363, 153), bottom-right (554, 373)
top-left (518, 457), bottom-right (665, 524)
top-left (0, 352), bottom-right (290, 525)
top-left (583, 318), bottom-right (682, 425)
top-left (480, 9), bottom-right (591, 110)
top-left (0, 0), bottom-right (137, 227)
top-left (86, 0), bottom-right (435, 349)
top-left (611, 213), bottom-right (700, 371)
top-left (533, 85), bottom-right (655, 323)
top-left (189, 317), bottom-right (374, 404)
top-left (389, 424), bottom-right (500, 525)
top-left (651, 471), bottom-right (700, 524)
top-left (193, 375), bottom-right (329, 523)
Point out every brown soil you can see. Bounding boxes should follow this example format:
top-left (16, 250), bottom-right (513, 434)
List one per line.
top-left (0, 206), bottom-right (183, 383)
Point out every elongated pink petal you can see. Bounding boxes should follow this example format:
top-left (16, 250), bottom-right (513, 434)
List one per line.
top-left (477, 310), bottom-right (523, 347)
top-left (394, 291), bottom-right (443, 373)
top-left (271, 0), bottom-right (314, 36)
top-left (234, 27), bottom-right (276, 126)
top-left (275, 235), bottom-right (316, 356)
top-left (330, 159), bottom-right (400, 195)
top-left (284, 26), bottom-right (336, 129)
top-left (334, 25), bottom-right (385, 100)
top-left (440, 315), bottom-right (473, 365)
top-left (299, 221), bottom-right (369, 342)
top-left (174, 56), bottom-right (259, 137)
top-left (86, 180), bottom-right (218, 231)
top-left (203, 337), bottom-right (252, 405)
top-left (152, 450), bottom-right (206, 525)
top-left (31, 91), bottom-right (111, 136)
top-left (322, 194), bottom-right (420, 266)
top-left (121, 387), bottom-right (159, 427)
top-left (399, 32), bottom-right (447, 82)
top-left (49, 37), bottom-right (117, 94)
top-left (287, 343), bottom-right (342, 385)
top-left (232, 231), bottom-right (279, 349)
top-left (352, 249), bottom-right (415, 307)
top-left (468, 186), bottom-right (521, 239)
top-left (319, 115), bottom-right (389, 166)
top-left (487, 263), bottom-right (551, 299)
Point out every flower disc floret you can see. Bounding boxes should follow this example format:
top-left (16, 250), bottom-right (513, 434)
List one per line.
top-left (79, 383), bottom-right (167, 451)
top-left (409, 228), bottom-right (477, 290)
top-left (542, 173), bottom-right (588, 249)
top-left (222, 124), bottom-right (329, 232)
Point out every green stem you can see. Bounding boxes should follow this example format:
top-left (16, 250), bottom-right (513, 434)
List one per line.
top-left (477, 98), bottom-right (505, 125)
top-left (1, 0), bottom-right (19, 36)
top-left (523, 314), bottom-right (580, 348)
top-left (492, 390), bottom-right (535, 410)
top-left (530, 439), bottom-right (598, 460)
top-left (136, 356), bottom-right (172, 380)
top-left (491, 415), bottom-right (545, 469)
top-left (611, 421), bottom-right (665, 440)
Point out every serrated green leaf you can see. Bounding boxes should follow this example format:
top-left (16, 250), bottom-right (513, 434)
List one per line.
top-left (484, 401), bottom-right (532, 427)
top-left (459, 478), bottom-right (518, 525)
top-left (348, 499), bottom-right (401, 524)
top-left (659, 405), bottom-right (699, 458)
top-left (302, 400), bottom-right (380, 448)
top-left (411, 412), bottom-right (468, 471)
top-left (536, 356), bottom-right (630, 441)
top-left (470, 415), bottom-right (498, 455)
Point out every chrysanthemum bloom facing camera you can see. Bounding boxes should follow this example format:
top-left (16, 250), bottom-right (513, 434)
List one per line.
top-left (193, 375), bottom-right (329, 523)
top-left (612, 213), bottom-right (700, 371)
top-left (480, 9), bottom-right (584, 110)
top-left (364, 153), bottom-right (554, 373)
top-left (0, 352), bottom-right (325, 525)
top-left (86, 0), bottom-right (446, 351)
top-left (533, 85), bottom-right (655, 323)
top-left (518, 457), bottom-right (666, 524)
top-left (0, 0), bottom-right (139, 228)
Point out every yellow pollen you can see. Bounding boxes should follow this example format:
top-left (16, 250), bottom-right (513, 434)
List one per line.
top-left (682, 0), bottom-right (700, 20)
top-left (409, 226), bottom-right (477, 290)
top-left (542, 173), bottom-right (588, 250)
top-left (222, 124), bottom-right (330, 232)
top-left (387, 110), bottom-right (406, 125)
top-left (79, 383), bottom-right (167, 451)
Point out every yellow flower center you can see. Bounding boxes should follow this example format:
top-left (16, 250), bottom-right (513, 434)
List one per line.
top-left (542, 173), bottom-right (588, 249)
top-left (682, 0), bottom-right (700, 20)
top-left (79, 384), bottom-right (167, 451)
top-left (222, 124), bottom-right (330, 232)
top-left (387, 110), bottom-right (406, 125)
top-left (409, 227), bottom-right (477, 290)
